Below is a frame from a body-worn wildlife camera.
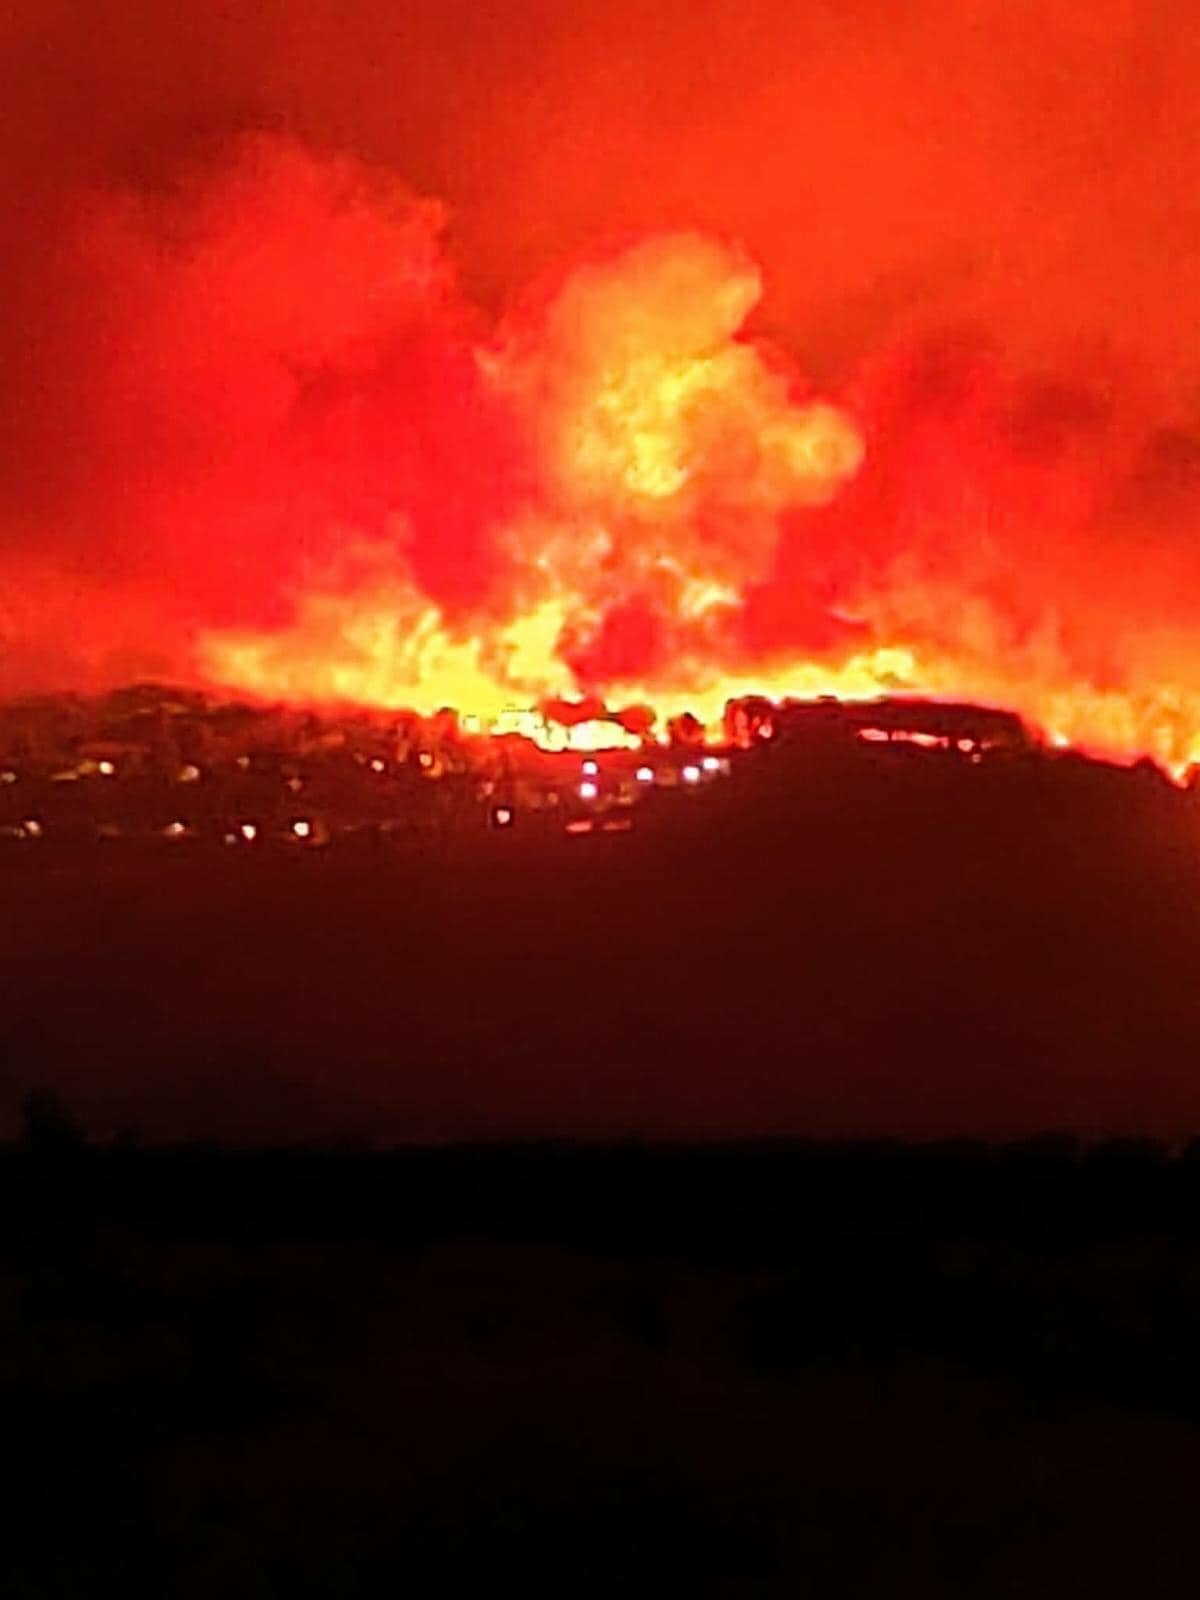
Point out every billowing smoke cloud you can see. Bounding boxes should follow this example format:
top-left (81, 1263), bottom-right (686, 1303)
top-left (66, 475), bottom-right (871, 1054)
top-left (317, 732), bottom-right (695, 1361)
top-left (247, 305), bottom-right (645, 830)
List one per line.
top-left (0, 136), bottom-right (523, 690)
top-left (3, 0), bottom-right (1200, 760)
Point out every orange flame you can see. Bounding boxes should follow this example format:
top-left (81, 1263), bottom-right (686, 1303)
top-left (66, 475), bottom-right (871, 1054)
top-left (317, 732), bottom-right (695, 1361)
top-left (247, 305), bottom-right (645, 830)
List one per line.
top-left (15, 139), bottom-right (1198, 779)
top-left (199, 227), bottom-right (1200, 777)
top-left (200, 232), bottom-right (874, 741)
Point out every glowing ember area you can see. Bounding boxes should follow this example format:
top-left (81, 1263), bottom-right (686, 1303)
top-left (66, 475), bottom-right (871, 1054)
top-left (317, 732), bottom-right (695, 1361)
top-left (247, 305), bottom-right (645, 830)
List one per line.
top-left (10, 134), bottom-right (1200, 777)
top-left (186, 213), bottom-right (1200, 770)
top-left (197, 230), bottom-right (868, 740)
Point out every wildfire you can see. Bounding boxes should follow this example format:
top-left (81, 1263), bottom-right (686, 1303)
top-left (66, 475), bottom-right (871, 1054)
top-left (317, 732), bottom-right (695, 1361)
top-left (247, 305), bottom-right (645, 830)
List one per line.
top-left (199, 230), bottom-right (880, 747)
top-left (11, 136), bottom-right (1200, 778)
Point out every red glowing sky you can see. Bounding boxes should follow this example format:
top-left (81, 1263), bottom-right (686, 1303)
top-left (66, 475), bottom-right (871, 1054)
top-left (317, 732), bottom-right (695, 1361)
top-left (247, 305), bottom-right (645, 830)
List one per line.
top-left (2, 0), bottom-right (1200, 760)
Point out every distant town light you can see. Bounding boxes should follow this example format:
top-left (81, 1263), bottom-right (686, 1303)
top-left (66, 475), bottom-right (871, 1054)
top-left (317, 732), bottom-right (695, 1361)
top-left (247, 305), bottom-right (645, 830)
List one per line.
top-left (581, 759), bottom-right (599, 776)
top-left (493, 806), bottom-right (514, 828)
top-left (682, 765), bottom-right (701, 784)
top-left (370, 758), bottom-right (385, 773)
top-left (98, 760), bottom-right (115, 776)
top-left (702, 756), bottom-right (720, 772)
top-left (579, 780), bottom-right (599, 801)
top-left (240, 823), bottom-right (257, 842)
top-left (418, 752), bottom-right (434, 769)
top-left (0, 770), bottom-right (16, 784)
top-left (23, 819), bottom-right (43, 838)
top-left (164, 821), bottom-right (187, 839)
top-left (292, 819), bottom-right (312, 839)
top-left (177, 763), bottom-right (201, 783)
top-left (635, 766), bottom-right (654, 783)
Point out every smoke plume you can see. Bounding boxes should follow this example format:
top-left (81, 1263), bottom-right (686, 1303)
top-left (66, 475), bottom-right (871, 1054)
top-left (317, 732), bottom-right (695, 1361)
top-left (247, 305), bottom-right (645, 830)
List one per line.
top-left (3, 0), bottom-right (1200, 760)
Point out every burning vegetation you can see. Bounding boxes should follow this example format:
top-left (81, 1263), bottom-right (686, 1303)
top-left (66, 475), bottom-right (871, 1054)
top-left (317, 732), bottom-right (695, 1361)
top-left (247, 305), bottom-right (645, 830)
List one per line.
top-left (6, 127), bottom-right (1200, 772)
top-left (1, 679), bottom-right (1189, 854)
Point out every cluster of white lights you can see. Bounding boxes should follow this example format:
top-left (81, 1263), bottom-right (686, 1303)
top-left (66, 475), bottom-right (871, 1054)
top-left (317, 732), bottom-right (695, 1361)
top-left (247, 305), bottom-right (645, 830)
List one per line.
top-left (219, 819), bottom-right (315, 843)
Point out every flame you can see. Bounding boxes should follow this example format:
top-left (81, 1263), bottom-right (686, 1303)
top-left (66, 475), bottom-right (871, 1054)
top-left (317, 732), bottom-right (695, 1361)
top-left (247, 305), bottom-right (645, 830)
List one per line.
top-left (20, 140), bottom-right (1200, 779)
top-left (199, 232), bottom-right (873, 743)
top-left (190, 201), bottom-right (1200, 777)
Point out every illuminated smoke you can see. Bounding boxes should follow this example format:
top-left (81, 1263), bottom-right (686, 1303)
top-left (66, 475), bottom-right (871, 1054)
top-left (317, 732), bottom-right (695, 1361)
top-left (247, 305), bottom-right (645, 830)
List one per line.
top-left (198, 215), bottom-right (863, 721)
top-left (7, 129), bottom-right (1200, 769)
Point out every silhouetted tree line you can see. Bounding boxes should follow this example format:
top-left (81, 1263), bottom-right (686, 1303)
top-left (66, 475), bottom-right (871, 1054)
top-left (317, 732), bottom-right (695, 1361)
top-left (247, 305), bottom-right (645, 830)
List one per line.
top-left (9, 1092), bottom-right (1200, 1244)
top-left (11, 1093), bottom-right (1200, 1596)
top-left (9, 1089), bottom-right (1200, 1422)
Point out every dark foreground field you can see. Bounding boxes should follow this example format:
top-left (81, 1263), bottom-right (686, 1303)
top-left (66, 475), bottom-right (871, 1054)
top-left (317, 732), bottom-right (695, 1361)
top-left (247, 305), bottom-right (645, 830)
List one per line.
top-left (5, 750), bottom-right (1200, 1592)
top-left (5, 1138), bottom-right (1200, 1597)
top-left (3, 743), bottom-right (1200, 1141)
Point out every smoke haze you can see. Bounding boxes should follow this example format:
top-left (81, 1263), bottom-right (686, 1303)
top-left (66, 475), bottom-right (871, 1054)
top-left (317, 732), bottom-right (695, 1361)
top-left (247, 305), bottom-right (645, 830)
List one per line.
top-left (3, 0), bottom-right (1199, 759)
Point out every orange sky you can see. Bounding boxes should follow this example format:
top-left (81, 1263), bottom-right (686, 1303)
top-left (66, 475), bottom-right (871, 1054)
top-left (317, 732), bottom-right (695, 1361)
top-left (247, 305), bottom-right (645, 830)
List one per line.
top-left (1, 0), bottom-right (1199, 749)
